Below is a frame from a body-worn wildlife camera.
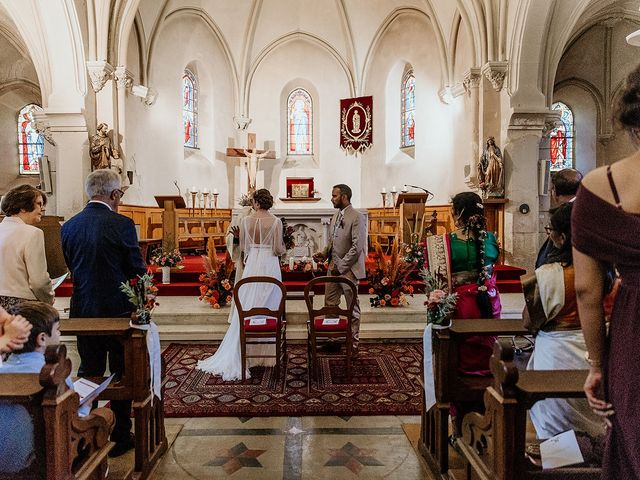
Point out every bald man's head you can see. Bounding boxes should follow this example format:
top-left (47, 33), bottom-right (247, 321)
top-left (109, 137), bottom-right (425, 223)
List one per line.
top-left (552, 168), bottom-right (583, 201)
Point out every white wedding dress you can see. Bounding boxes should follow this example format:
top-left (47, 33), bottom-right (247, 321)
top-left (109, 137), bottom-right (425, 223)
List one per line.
top-left (197, 212), bottom-right (286, 380)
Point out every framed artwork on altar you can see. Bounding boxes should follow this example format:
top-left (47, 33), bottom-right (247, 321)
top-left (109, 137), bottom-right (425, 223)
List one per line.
top-left (286, 177), bottom-right (314, 198)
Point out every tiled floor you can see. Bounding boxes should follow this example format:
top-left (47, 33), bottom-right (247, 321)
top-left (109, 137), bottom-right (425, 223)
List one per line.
top-left (154, 415), bottom-right (432, 480)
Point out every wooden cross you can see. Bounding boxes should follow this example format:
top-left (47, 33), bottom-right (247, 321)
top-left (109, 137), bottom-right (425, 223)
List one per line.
top-left (226, 133), bottom-right (276, 159)
top-left (226, 133), bottom-right (276, 192)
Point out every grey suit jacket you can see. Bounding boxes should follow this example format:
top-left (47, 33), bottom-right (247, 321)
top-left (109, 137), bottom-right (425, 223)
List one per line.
top-left (328, 205), bottom-right (367, 279)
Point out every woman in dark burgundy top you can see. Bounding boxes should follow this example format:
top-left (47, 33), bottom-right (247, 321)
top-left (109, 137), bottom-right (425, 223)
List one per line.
top-left (572, 65), bottom-right (640, 479)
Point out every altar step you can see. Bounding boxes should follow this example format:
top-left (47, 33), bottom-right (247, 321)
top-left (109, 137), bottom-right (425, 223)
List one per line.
top-left (56, 293), bottom-right (525, 342)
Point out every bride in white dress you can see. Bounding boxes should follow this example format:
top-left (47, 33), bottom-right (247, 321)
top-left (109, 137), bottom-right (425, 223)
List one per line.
top-left (197, 189), bottom-right (286, 380)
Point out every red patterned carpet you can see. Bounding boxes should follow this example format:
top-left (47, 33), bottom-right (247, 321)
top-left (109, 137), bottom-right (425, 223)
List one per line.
top-left (162, 342), bottom-right (423, 417)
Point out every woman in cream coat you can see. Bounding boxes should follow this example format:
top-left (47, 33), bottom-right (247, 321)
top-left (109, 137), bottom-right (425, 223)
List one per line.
top-left (0, 185), bottom-right (54, 309)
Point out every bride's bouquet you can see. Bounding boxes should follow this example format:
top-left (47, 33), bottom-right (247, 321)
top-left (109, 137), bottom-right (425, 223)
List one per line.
top-left (198, 238), bottom-right (236, 309)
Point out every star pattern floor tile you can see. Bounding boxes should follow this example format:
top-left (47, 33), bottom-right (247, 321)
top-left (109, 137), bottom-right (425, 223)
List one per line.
top-left (324, 441), bottom-right (385, 474)
top-left (206, 442), bottom-right (267, 475)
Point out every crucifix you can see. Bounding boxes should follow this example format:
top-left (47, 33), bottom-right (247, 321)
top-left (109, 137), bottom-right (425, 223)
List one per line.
top-left (226, 132), bottom-right (275, 193)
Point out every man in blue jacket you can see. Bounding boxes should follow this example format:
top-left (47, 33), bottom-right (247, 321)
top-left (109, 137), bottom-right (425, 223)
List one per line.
top-left (61, 169), bottom-right (146, 457)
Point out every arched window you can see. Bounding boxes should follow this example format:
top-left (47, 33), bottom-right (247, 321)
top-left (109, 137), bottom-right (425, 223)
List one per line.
top-left (17, 104), bottom-right (44, 175)
top-left (549, 101), bottom-right (574, 171)
top-left (287, 88), bottom-right (312, 155)
top-left (183, 69), bottom-right (198, 148)
top-left (401, 68), bottom-right (415, 148)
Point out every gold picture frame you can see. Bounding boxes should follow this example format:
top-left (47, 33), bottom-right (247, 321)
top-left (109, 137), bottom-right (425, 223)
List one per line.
top-left (291, 183), bottom-right (310, 198)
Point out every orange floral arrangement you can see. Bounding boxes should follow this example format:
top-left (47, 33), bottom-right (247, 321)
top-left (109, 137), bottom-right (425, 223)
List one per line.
top-left (366, 240), bottom-right (413, 307)
top-left (198, 238), bottom-right (236, 309)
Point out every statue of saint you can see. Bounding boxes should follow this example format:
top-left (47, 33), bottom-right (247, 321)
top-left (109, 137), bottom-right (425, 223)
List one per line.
top-left (90, 123), bottom-right (121, 172)
top-left (478, 137), bottom-right (504, 197)
top-left (352, 109), bottom-right (361, 134)
top-left (243, 148), bottom-right (268, 193)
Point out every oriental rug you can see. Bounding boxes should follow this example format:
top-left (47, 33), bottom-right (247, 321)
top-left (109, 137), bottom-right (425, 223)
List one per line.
top-left (162, 342), bottom-right (423, 417)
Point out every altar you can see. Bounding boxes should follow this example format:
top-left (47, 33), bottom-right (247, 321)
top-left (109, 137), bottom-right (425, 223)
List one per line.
top-left (231, 207), bottom-right (369, 260)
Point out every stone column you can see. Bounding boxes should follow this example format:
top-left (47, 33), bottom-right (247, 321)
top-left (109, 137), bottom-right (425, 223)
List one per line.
top-left (463, 68), bottom-right (482, 185)
top-left (114, 66), bottom-right (133, 183)
top-left (503, 112), bottom-right (546, 269)
top-left (34, 111), bottom-right (89, 219)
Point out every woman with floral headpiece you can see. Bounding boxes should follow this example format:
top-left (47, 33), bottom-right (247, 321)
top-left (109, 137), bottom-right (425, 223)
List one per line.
top-left (425, 191), bottom-right (501, 437)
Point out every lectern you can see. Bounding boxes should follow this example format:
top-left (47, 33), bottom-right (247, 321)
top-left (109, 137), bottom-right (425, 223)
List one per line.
top-left (396, 192), bottom-right (429, 244)
top-left (155, 195), bottom-right (186, 250)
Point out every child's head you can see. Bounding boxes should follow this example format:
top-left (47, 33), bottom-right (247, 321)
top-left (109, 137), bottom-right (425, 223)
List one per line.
top-left (7, 302), bottom-right (60, 353)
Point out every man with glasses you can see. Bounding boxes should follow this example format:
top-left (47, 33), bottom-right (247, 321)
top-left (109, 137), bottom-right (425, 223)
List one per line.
top-left (61, 169), bottom-right (146, 457)
top-left (535, 168), bottom-right (583, 269)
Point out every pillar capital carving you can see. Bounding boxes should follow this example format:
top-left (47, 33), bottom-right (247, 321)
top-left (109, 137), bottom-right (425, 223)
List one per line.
top-left (86, 61), bottom-right (114, 93)
top-left (462, 68), bottom-right (482, 94)
top-left (541, 110), bottom-right (562, 137)
top-left (508, 110), bottom-right (548, 134)
top-left (481, 61), bottom-right (509, 92)
top-left (233, 115), bottom-right (252, 131)
top-left (114, 66), bottom-right (134, 90)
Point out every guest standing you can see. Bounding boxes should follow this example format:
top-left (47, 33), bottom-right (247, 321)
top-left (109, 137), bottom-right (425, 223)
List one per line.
top-left (315, 184), bottom-right (367, 353)
top-left (0, 185), bottom-right (54, 309)
top-left (573, 64), bottom-right (640, 478)
top-left (61, 169), bottom-right (145, 457)
top-left (535, 168), bottom-right (583, 269)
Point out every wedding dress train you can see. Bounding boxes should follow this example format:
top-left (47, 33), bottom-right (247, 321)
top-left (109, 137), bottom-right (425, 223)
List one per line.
top-left (196, 212), bottom-right (286, 380)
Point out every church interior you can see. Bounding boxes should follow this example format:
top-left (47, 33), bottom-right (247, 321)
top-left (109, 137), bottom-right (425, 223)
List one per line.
top-left (1, 0), bottom-right (639, 478)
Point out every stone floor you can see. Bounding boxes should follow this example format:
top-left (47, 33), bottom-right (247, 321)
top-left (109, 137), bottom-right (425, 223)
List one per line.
top-left (154, 415), bottom-right (432, 480)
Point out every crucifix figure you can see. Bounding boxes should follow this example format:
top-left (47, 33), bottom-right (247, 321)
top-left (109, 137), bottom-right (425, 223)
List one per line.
top-left (226, 132), bottom-right (275, 194)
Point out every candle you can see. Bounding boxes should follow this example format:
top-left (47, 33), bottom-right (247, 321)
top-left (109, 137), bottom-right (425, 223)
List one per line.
top-left (391, 185), bottom-right (397, 193)
top-left (213, 188), bottom-right (218, 195)
top-left (202, 188), bottom-right (209, 194)
top-left (289, 257), bottom-right (294, 270)
top-left (402, 185), bottom-right (409, 192)
top-left (381, 187), bottom-right (387, 194)
top-left (191, 186), bottom-right (197, 193)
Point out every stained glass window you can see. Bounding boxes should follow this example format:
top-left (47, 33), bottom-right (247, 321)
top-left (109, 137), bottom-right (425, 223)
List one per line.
top-left (287, 88), bottom-right (312, 155)
top-left (548, 102), bottom-right (574, 171)
top-left (183, 69), bottom-right (198, 148)
top-left (401, 69), bottom-right (415, 148)
top-left (17, 104), bottom-right (44, 175)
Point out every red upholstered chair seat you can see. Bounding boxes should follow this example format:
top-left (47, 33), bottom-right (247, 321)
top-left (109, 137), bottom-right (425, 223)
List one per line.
top-left (243, 316), bottom-right (278, 332)
top-left (313, 317), bottom-right (348, 332)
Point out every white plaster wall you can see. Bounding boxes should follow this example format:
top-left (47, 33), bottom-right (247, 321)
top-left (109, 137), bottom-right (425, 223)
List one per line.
top-left (124, 13), bottom-right (235, 207)
top-left (364, 13), bottom-right (469, 205)
top-left (0, 33), bottom-right (41, 192)
top-left (553, 86), bottom-right (597, 174)
top-left (248, 37), bottom-right (357, 207)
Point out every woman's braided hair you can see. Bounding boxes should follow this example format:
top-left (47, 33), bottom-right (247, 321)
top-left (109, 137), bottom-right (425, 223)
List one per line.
top-left (451, 192), bottom-right (493, 318)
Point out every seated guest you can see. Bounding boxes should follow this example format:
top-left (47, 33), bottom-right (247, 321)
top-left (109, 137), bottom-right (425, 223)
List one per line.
top-left (0, 184), bottom-right (54, 310)
top-left (525, 203), bottom-right (604, 439)
top-left (0, 302), bottom-right (90, 474)
top-left (0, 306), bottom-right (32, 357)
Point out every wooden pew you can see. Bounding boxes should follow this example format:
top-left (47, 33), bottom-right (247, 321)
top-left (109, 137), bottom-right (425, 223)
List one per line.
top-left (0, 344), bottom-right (114, 480)
top-left (60, 318), bottom-right (168, 480)
top-left (419, 319), bottom-right (528, 477)
top-left (456, 340), bottom-right (600, 480)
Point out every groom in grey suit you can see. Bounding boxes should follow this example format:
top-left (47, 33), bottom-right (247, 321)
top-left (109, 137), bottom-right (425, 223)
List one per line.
top-left (318, 184), bottom-right (367, 352)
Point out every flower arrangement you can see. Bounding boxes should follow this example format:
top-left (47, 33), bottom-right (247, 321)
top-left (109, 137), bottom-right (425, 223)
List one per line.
top-left (281, 258), bottom-right (328, 273)
top-left (198, 238), bottom-right (236, 309)
top-left (151, 247), bottom-right (183, 268)
top-left (402, 240), bottom-right (426, 269)
top-left (119, 271), bottom-right (159, 325)
top-left (238, 193), bottom-right (253, 207)
top-left (421, 267), bottom-right (458, 326)
top-left (367, 240), bottom-right (414, 307)
top-left (282, 217), bottom-right (295, 250)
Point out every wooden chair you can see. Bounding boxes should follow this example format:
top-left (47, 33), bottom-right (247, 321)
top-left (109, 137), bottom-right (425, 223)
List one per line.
top-left (419, 319), bottom-right (528, 476)
top-left (457, 340), bottom-right (600, 480)
top-left (304, 276), bottom-right (358, 380)
top-left (234, 276), bottom-right (287, 381)
top-left (0, 344), bottom-right (114, 480)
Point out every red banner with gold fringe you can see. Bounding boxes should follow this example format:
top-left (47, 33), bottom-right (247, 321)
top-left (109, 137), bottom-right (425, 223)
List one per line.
top-left (340, 95), bottom-right (373, 155)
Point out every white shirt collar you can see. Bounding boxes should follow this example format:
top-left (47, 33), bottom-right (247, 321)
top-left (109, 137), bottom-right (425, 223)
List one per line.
top-left (1, 216), bottom-right (25, 225)
top-left (88, 200), bottom-right (112, 211)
